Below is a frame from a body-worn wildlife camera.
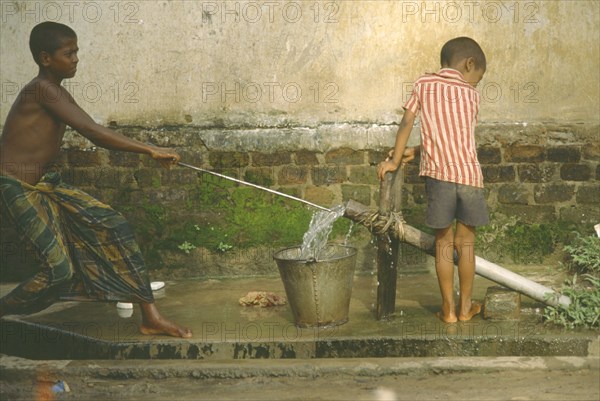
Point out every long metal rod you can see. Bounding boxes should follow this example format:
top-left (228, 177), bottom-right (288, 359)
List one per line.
top-left (178, 162), bottom-right (331, 212)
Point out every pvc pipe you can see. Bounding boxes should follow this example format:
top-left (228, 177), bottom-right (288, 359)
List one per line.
top-left (475, 256), bottom-right (571, 308)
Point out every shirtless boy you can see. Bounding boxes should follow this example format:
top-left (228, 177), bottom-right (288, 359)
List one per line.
top-left (0, 21), bottom-right (191, 338)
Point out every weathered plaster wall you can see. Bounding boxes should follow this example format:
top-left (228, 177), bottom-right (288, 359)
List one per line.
top-left (1, 0), bottom-right (599, 126)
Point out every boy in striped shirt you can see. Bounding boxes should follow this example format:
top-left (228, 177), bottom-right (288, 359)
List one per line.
top-left (377, 37), bottom-right (489, 323)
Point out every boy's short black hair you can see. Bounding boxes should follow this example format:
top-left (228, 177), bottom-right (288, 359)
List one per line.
top-left (29, 22), bottom-right (77, 66)
top-left (440, 37), bottom-right (486, 70)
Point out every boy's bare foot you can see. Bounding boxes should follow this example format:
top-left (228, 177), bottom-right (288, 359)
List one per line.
top-left (436, 304), bottom-right (458, 323)
top-left (139, 302), bottom-right (193, 338)
top-left (458, 301), bottom-right (482, 322)
top-left (140, 318), bottom-right (193, 338)
top-left (436, 311), bottom-right (458, 323)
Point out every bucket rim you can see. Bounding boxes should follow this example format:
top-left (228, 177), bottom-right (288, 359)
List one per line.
top-left (273, 244), bottom-right (357, 263)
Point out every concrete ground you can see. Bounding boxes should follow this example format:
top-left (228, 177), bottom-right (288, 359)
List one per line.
top-left (1, 263), bottom-right (599, 400)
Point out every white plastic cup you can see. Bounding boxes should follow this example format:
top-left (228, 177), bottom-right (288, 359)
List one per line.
top-left (116, 302), bottom-right (133, 318)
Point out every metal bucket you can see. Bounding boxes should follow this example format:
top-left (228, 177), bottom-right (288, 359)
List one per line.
top-left (274, 244), bottom-right (357, 328)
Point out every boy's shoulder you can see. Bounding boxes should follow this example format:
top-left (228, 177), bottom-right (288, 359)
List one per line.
top-left (26, 76), bottom-right (67, 92)
top-left (413, 72), bottom-right (436, 83)
top-left (415, 69), bottom-right (472, 86)
top-left (18, 76), bottom-right (75, 106)
top-left (412, 72), bottom-right (447, 87)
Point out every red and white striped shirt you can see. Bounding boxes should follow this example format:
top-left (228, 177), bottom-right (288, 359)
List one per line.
top-left (404, 68), bottom-right (483, 188)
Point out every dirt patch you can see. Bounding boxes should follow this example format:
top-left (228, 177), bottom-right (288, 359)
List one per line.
top-left (1, 369), bottom-right (598, 401)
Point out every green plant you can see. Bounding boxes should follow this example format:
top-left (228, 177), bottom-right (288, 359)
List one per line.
top-left (563, 234), bottom-right (600, 274)
top-left (178, 241), bottom-right (197, 254)
top-left (217, 241), bottom-right (233, 253)
top-left (543, 274), bottom-right (600, 329)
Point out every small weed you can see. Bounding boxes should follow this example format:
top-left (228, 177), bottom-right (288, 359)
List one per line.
top-left (177, 241), bottom-right (197, 254)
top-left (217, 241), bottom-right (233, 253)
top-left (543, 233), bottom-right (600, 330)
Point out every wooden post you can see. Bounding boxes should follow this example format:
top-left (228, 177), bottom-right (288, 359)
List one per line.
top-left (375, 169), bottom-right (403, 319)
top-left (345, 199), bottom-right (435, 253)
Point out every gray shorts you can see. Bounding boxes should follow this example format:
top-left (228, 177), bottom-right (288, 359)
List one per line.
top-left (425, 177), bottom-right (490, 229)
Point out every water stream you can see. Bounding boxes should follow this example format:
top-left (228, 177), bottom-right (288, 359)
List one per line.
top-left (299, 204), bottom-right (347, 261)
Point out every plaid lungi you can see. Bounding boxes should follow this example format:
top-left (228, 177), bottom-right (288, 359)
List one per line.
top-left (0, 172), bottom-right (154, 315)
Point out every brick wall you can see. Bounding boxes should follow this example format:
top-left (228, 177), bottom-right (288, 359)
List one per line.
top-left (1, 122), bottom-right (598, 278)
top-left (53, 122), bottom-right (596, 226)
top-left (480, 143), bottom-right (599, 224)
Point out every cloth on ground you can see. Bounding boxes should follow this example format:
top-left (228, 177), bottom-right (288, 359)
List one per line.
top-left (239, 291), bottom-right (286, 307)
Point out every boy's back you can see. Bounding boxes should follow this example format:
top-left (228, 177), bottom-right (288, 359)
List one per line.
top-left (404, 68), bottom-right (483, 188)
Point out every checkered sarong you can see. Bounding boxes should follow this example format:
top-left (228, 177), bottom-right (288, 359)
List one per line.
top-left (0, 172), bottom-right (153, 315)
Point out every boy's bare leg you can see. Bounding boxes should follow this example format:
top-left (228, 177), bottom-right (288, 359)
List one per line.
top-left (139, 303), bottom-right (192, 338)
top-left (435, 226), bottom-right (458, 323)
top-left (455, 222), bottom-right (481, 321)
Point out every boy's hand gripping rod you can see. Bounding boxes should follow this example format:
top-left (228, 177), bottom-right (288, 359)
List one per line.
top-left (177, 161), bottom-right (332, 212)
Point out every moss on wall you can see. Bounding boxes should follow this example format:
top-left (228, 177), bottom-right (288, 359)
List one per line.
top-left (124, 173), bottom-right (354, 269)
